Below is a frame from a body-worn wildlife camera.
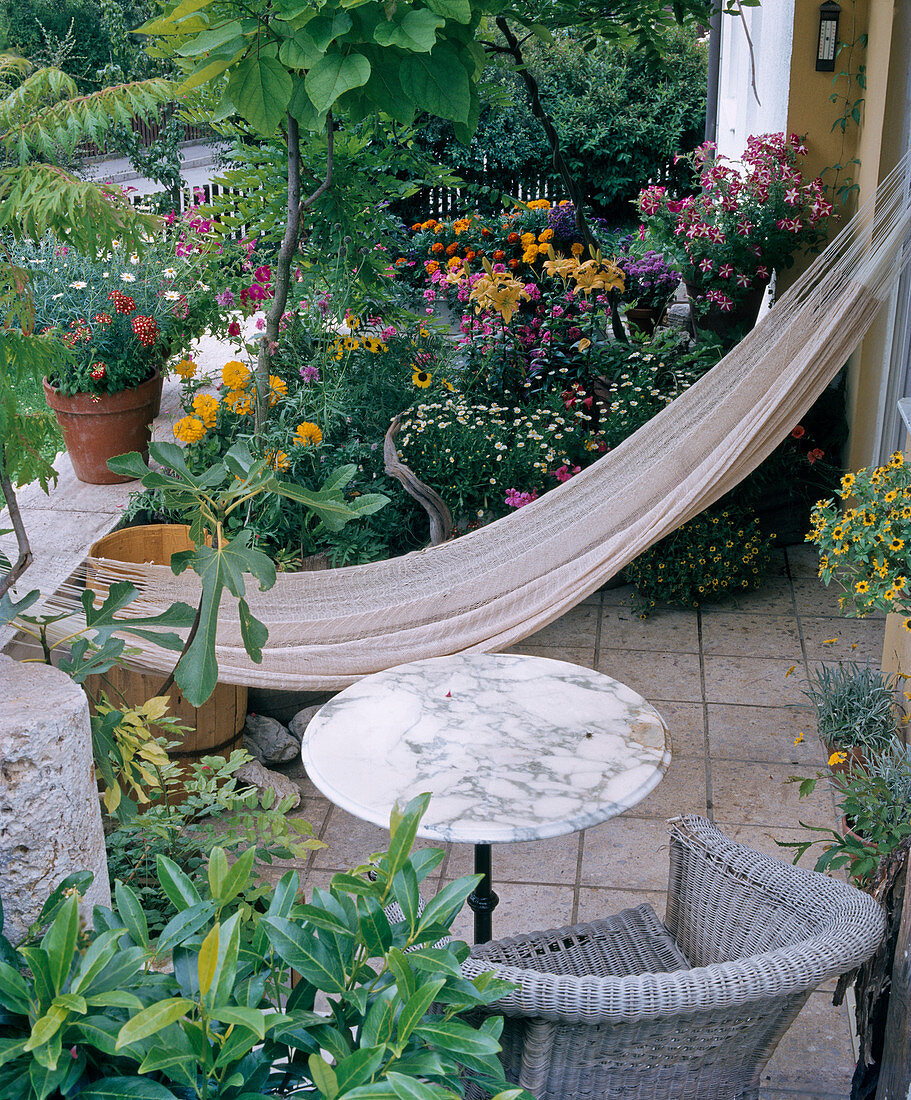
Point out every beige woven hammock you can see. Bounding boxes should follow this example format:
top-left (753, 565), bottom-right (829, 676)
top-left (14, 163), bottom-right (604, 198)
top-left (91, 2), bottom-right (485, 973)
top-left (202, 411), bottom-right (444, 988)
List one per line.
top-left (58, 151), bottom-right (911, 689)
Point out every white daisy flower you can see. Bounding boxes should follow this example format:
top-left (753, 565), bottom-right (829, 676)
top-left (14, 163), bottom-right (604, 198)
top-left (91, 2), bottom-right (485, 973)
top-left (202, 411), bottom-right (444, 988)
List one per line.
top-left (163, 290), bottom-right (182, 301)
top-left (163, 268), bottom-right (177, 278)
top-left (120, 272), bottom-right (136, 282)
top-left (69, 281), bottom-right (87, 289)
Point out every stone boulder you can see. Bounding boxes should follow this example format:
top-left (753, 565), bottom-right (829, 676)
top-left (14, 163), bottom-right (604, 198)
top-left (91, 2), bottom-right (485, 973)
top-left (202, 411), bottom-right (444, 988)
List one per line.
top-left (242, 713), bottom-right (298, 766)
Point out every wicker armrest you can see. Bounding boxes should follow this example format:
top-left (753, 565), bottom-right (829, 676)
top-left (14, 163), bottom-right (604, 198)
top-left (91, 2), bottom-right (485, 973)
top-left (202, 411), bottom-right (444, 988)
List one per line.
top-left (462, 817), bottom-right (885, 1026)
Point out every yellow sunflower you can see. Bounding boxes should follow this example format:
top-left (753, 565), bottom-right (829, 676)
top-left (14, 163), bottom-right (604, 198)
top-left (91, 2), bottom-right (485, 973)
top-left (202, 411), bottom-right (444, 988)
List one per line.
top-left (412, 370), bottom-right (433, 388)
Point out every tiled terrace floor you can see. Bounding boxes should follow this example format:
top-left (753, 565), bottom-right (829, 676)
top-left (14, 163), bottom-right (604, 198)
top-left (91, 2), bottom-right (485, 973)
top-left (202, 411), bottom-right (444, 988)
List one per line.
top-left (274, 541), bottom-right (885, 1099)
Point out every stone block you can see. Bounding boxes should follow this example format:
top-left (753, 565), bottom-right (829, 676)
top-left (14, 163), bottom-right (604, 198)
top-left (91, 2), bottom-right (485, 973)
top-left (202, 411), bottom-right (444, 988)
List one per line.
top-left (0, 656), bottom-right (110, 944)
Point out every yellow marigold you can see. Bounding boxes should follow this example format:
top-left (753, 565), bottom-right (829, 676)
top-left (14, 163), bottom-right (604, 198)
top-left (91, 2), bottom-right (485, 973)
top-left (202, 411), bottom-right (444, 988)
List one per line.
top-left (222, 360), bottom-right (250, 389)
top-left (828, 751), bottom-right (848, 767)
top-left (192, 392), bottom-right (219, 428)
top-left (268, 374), bottom-right (287, 406)
top-left (520, 232), bottom-right (536, 245)
top-left (522, 249), bottom-right (539, 264)
top-left (571, 242), bottom-right (585, 257)
top-left (292, 421), bottom-right (323, 447)
top-left (537, 228), bottom-right (554, 243)
top-left (224, 388), bottom-right (253, 416)
top-left (265, 448), bottom-right (290, 471)
top-left (173, 357), bottom-right (197, 380)
top-left (173, 416), bottom-right (207, 444)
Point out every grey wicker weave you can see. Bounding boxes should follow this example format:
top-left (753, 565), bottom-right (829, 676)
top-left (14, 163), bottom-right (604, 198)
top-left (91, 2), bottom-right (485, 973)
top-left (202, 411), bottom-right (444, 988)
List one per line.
top-left (460, 815), bottom-right (885, 1100)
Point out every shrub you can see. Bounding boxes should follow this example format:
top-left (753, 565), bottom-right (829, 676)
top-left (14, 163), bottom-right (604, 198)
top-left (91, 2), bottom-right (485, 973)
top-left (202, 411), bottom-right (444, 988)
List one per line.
top-left (624, 505), bottom-right (774, 611)
top-left (803, 662), bottom-right (899, 753)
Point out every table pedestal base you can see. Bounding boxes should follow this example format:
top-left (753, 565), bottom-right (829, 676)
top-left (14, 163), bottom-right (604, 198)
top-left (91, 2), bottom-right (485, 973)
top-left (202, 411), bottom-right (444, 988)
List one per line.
top-left (467, 843), bottom-right (499, 944)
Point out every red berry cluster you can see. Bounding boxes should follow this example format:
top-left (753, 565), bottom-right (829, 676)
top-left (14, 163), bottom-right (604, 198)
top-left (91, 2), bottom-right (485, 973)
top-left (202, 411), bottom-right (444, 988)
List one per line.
top-left (131, 315), bottom-right (159, 347)
top-left (89, 362), bottom-right (107, 380)
top-left (107, 290), bottom-right (136, 314)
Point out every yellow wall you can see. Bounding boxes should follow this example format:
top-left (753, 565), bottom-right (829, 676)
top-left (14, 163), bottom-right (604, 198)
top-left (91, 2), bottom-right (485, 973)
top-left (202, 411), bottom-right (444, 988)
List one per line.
top-left (779, 0), bottom-right (868, 296)
top-left (783, 0), bottom-right (907, 470)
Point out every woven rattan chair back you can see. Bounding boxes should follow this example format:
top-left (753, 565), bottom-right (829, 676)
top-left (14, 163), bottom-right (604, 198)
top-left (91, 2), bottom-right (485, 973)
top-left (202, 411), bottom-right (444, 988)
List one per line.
top-left (461, 815), bottom-right (885, 1100)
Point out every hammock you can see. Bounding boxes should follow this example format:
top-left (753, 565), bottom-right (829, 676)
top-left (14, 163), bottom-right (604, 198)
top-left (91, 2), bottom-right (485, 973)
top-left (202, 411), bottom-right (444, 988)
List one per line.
top-left (51, 150), bottom-right (911, 690)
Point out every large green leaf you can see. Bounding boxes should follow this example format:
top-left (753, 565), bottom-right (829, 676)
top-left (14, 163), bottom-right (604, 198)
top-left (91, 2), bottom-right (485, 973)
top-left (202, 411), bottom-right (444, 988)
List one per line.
top-left (79, 1078), bottom-right (182, 1099)
top-left (170, 529), bottom-right (275, 706)
top-left (260, 917), bottom-right (347, 994)
top-left (399, 42), bottom-right (471, 123)
top-left (40, 894), bottom-right (79, 994)
top-left (115, 998), bottom-right (194, 1050)
top-left (155, 856), bottom-right (202, 912)
top-left (424, 0), bottom-right (472, 22)
top-left (279, 29), bottom-right (323, 70)
top-left (305, 51), bottom-right (371, 113)
top-left (359, 50), bottom-right (413, 125)
top-left (396, 979), bottom-right (445, 1044)
top-left (373, 9), bottom-right (444, 52)
top-left (412, 1016), bottom-right (501, 1057)
top-left (176, 19), bottom-right (246, 55)
top-left (227, 56), bottom-right (292, 136)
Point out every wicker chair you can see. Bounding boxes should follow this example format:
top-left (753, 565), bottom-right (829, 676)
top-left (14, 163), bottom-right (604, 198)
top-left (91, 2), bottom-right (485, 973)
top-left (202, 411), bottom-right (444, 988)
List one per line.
top-left (461, 815), bottom-right (884, 1100)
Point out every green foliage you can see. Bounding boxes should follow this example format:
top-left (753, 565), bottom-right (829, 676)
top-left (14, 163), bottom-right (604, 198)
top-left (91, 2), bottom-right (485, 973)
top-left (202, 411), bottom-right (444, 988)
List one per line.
top-left (0, 0), bottom-right (156, 91)
top-left (111, 440), bottom-right (389, 703)
top-left (782, 737), bottom-right (911, 885)
top-left (397, 389), bottom-right (600, 523)
top-left (0, 795), bottom-right (528, 1100)
top-left (105, 749), bottom-right (323, 936)
top-left (413, 26), bottom-right (707, 219)
top-left (144, 0), bottom-right (497, 137)
top-left (623, 504), bottom-right (775, 612)
top-left (803, 662), bottom-right (899, 753)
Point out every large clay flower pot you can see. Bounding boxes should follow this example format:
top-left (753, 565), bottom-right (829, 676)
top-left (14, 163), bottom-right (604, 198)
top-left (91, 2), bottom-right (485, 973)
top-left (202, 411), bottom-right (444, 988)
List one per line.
top-left (625, 305), bottom-right (665, 337)
top-left (685, 279), bottom-right (769, 339)
top-left (44, 370), bottom-right (160, 485)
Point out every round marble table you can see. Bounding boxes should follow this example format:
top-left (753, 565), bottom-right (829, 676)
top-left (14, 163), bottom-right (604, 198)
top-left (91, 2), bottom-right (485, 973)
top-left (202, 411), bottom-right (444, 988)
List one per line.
top-left (302, 653), bottom-right (670, 942)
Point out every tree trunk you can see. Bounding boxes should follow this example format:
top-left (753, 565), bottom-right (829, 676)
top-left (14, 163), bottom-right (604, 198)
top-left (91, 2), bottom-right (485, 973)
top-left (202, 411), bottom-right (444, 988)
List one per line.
top-left (493, 18), bottom-right (626, 342)
top-left (877, 855), bottom-right (911, 1099)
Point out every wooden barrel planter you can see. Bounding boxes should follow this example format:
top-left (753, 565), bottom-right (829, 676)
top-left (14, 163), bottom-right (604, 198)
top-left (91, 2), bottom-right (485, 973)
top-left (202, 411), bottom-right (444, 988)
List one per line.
top-left (84, 525), bottom-right (247, 780)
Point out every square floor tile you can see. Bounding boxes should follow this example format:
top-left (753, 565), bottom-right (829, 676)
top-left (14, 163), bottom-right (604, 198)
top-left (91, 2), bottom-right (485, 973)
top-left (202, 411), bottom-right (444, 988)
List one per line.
top-left (449, 882), bottom-right (576, 943)
top-left (504, 643), bottom-right (595, 668)
top-left (597, 649), bottom-right (703, 703)
top-left (792, 578), bottom-right (857, 618)
top-left (701, 613), bottom-right (803, 659)
top-left (801, 616), bottom-right (884, 662)
top-left (699, 580), bottom-right (796, 616)
top-left (600, 606), bottom-right (699, 653)
top-left (624, 756), bottom-right (707, 819)
top-left (703, 656), bottom-right (808, 706)
top-left (313, 808), bottom-right (446, 871)
top-left (761, 992), bottom-right (856, 1094)
top-left (710, 761), bottom-right (837, 828)
top-left (707, 703), bottom-right (827, 766)
top-left (786, 543), bottom-right (823, 578)
top-left (445, 832), bottom-right (581, 885)
top-left (655, 700), bottom-right (706, 757)
top-left (576, 887), bottom-right (668, 925)
top-left (521, 603), bottom-right (600, 648)
top-left (580, 817), bottom-right (670, 890)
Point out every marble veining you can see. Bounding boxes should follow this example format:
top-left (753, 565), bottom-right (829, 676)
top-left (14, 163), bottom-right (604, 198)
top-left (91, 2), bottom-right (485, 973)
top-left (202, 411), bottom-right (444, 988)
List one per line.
top-left (302, 653), bottom-right (670, 844)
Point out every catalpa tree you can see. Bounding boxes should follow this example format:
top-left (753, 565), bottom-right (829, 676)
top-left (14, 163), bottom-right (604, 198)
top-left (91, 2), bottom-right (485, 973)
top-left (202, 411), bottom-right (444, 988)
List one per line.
top-left (141, 0), bottom-right (502, 425)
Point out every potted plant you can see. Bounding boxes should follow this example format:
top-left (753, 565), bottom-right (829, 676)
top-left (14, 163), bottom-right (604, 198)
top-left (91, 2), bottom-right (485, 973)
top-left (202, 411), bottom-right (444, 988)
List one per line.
top-left (783, 736), bottom-right (911, 886)
top-left (808, 450), bottom-right (911, 699)
top-left (17, 226), bottom-right (218, 483)
top-left (617, 246), bottom-right (680, 335)
top-left (803, 662), bottom-right (899, 773)
top-left (637, 132), bottom-right (833, 339)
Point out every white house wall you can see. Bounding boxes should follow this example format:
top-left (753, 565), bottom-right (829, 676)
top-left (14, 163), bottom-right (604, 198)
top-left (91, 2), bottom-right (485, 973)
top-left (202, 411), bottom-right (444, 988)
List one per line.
top-left (717, 0), bottom-right (795, 160)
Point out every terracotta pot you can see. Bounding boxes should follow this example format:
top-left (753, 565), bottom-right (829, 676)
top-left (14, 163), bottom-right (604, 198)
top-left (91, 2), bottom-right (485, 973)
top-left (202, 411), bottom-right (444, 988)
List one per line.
top-left (828, 744), bottom-right (867, 778)
top-left (685, 279), bottom-right (769, 339)
top-left (625, 306), bottom-right (664, 337)
top-left (44, 370), bottom-right (160, 485)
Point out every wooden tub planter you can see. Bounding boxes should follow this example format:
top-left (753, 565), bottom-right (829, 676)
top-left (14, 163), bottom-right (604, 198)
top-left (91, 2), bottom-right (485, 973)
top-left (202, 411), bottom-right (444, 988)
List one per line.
top-left (84, 524), bottom-right (247, 771)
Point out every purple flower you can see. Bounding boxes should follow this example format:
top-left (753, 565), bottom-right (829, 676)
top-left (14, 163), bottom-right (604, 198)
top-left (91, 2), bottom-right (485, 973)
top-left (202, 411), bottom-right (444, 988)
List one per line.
top-left (300, 365), bottom-right (320, 382)
top-left (216, 289), bottom-right (235, 307)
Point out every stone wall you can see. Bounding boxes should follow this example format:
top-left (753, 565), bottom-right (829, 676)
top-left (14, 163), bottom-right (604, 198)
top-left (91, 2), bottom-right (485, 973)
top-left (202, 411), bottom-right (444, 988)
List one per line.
top-left (0, 656), bottom-right (110, 944)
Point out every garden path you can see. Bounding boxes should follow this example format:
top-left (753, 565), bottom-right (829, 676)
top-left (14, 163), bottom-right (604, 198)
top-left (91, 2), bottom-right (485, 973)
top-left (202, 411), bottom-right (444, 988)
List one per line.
top-left (273, 544), bottom-right (880, 1099)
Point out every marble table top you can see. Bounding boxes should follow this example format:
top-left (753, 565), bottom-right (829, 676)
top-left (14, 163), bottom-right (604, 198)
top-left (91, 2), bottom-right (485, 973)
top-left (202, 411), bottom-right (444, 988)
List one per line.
top-left (302, 653), bottom-right (670, 845)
